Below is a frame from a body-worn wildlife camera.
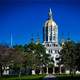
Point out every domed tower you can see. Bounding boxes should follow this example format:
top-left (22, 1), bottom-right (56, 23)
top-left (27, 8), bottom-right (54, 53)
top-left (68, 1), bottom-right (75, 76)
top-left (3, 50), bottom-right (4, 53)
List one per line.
top-left (43, 8), bottom-right (60, 66)
top-left (43, 8), bottom-right (58, 44)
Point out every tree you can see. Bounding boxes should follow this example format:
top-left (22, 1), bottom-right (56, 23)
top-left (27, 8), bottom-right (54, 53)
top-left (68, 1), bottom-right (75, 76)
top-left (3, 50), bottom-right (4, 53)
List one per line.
top-left (35, 43), bottom-right (52, 74)
top-left (0, 44), bottom-right (9, 76)
top-left (60, 40), bottom-right (76, 74)
top-left (24, 42), bottom-right (36, 74)
top-left (0, 43), bottom-right (25, 76)
top-left (75, 42), bottom-right (80, 71)
top-left (24, 42), bottom-right (51, 74)
top-left (35, 43), bottom-right (50, 74)
top-left (13, 45), bottom-right (24, 53)
top-left (12, 45), bottom-right (26, 76)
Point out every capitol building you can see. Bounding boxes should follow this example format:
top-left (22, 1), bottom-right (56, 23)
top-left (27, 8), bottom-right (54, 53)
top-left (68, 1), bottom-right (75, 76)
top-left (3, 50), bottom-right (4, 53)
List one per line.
top-left (43, 9), bottom-right (61, 67)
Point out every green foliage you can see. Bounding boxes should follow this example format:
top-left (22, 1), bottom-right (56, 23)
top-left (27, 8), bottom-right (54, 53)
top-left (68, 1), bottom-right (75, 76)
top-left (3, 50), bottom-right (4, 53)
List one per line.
top-left (60, 40), bottom-right (80, 74)
top-left (75, 42), bottom-right (80, 70)
top-left (13, 45), bottom-right (24, 52)
top-left (56, 74), bottom-right (80, 80)
top-left (23, 42), bottom-right (51, 69)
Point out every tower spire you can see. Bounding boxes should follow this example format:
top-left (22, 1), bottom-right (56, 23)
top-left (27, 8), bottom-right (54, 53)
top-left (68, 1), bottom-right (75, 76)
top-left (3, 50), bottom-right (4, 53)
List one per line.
top-left (48, 8), bottom-right (53, 19)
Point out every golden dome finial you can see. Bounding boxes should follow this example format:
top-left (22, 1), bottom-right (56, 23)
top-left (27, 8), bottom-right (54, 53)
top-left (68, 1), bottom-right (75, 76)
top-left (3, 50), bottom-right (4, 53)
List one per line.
top-left (48, 8), bottom-right (52, 19)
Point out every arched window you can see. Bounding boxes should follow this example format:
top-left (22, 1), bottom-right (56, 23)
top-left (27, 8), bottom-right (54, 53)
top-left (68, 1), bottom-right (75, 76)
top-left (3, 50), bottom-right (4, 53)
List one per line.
top-left (46, 44), bottom-right (49, 47)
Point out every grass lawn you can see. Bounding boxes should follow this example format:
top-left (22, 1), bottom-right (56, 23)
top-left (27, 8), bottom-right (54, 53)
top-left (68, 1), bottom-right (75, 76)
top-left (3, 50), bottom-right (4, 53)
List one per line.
top-left (0, 75), bottom-right (45, 80)
top-left (56, 74), bottom-right (80, 80)
top-left (0, 74), bottom-right (80, 80)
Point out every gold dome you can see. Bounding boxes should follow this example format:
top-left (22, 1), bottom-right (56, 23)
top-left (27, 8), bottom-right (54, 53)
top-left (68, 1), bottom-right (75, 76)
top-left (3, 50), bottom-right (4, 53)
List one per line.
top-left (45, 8), bottom-right (57, 28)
top-left (45, 19), bottom-right (57, 27)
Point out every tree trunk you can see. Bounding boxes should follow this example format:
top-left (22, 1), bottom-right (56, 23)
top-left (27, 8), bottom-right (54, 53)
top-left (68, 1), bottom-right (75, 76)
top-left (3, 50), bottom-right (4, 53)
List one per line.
top-left (70, 68), bottom-right (72, 75)
top-left (24, 64), bottom-right (26, 75)
top-left (73, 67), bottom-right (76, 75)
top-left (19, 64), bottom-right (22, 80)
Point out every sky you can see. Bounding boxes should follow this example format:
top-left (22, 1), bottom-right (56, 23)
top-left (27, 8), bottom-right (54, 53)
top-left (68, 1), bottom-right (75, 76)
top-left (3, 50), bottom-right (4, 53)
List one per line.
top-left (0, 0), bottom-right (80, 45)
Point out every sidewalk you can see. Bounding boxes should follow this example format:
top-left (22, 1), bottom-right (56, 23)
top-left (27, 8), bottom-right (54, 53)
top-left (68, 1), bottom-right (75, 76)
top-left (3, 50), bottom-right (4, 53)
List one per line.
top-left (43, 74), bottom-right (56, 80)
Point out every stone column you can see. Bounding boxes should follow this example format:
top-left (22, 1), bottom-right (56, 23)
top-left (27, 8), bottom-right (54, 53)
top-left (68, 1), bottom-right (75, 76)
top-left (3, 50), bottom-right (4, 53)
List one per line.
top-left (32, 70), bottom-right (35, 75)
top-left (39, 67), bottom-right (42, 74)
top-left (60, 65), bottom-right (62, 74)
top-left (46, 67), bottom-right (48, 74)
top-left (53, 67), bottom-right (55, 74)
top-left (39, 70), bottom-right (42, 74)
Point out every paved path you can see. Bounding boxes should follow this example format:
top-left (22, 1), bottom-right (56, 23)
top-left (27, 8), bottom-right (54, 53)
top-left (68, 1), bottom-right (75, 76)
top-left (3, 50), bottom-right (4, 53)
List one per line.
top-left (43, 74), bottom-right (56, 80)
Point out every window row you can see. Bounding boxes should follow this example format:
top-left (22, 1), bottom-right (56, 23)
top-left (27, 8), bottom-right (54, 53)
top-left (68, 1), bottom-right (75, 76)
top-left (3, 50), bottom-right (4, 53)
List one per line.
top-left (46, 49), bottom-right (58, 54)
top-left (46, 43), bottom-right (58, 47)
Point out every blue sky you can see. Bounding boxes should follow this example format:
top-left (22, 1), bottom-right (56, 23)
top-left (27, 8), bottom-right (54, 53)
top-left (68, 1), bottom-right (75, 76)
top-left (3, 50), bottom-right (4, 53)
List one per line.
top-left (0, 0), bottom-right (80, 45)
